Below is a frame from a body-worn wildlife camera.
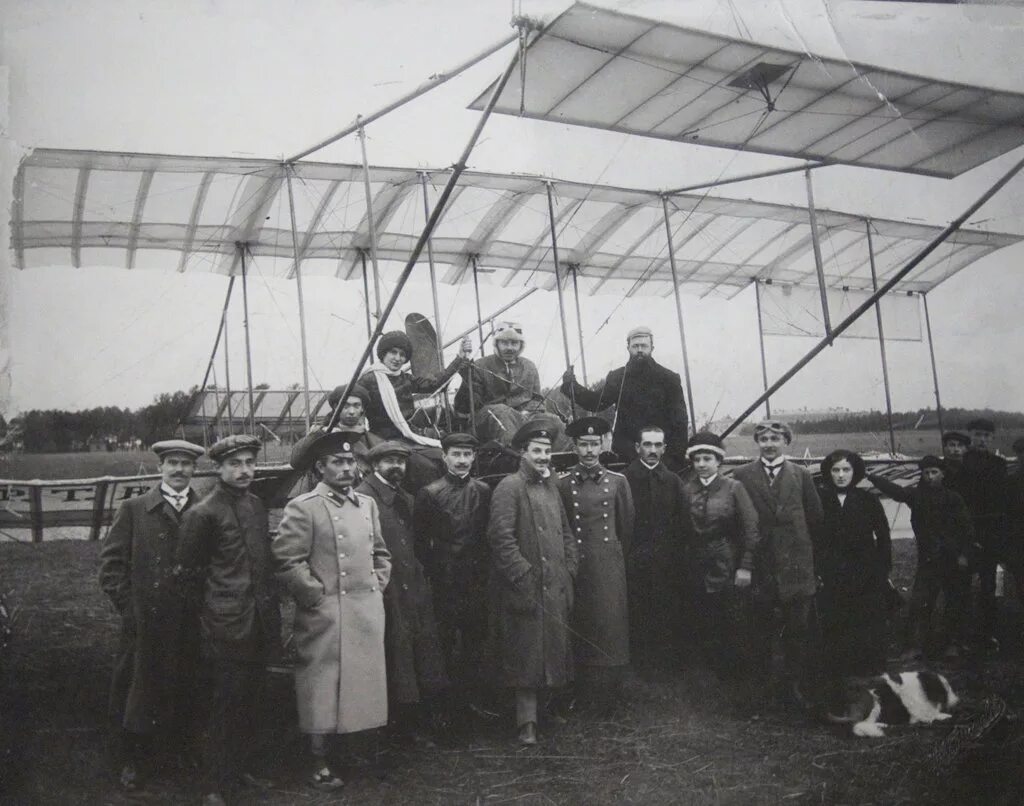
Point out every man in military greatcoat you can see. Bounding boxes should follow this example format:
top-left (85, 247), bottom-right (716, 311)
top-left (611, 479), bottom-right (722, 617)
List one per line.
top-left (176, 435), bottom-right (281, 806)
top-left (99, 439), bottom-right (204, 792)
top-left (273, 430), bottom-right (392, 790)
top-left (487, 420), bottom-right (578, 745)
top-left (622, 425), bottom-right (690, 672)
top-left (732, 421), bottom-right (823, 709)
top-left (558, 417), bottom-right (633, 714)
top-left (356, 441), bottom-right (448, 741)
top-left (560, 326), bottom-right (689, 466)
top-left (414, 432), bottom-right (493, 722)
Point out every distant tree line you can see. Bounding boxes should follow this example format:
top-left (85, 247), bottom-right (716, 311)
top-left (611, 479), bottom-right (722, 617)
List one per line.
top-left (12, 388), bottom-right (201, 452)
top-left (736, 408), bottom-right (1024, 436)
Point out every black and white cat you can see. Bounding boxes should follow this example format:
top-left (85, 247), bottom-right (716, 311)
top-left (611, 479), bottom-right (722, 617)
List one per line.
top-left (827, 671), bottom-right (959, 738)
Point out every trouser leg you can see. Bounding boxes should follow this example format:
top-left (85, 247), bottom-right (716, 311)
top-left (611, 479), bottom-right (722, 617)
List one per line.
top-left (942, 566), bottom-right (970, 647)
top-left (976, 553), bottom-right (999, 638)
top-left (514, 689), bottom-right (538, 727)
top-left (204, 659), bottom-right (260, 794)
top-left (780, 596), bottom-right (812, 685)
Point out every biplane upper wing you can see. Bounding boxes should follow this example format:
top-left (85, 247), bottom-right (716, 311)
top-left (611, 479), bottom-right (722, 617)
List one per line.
top-left (471, 2), bottom-right (1024, 179)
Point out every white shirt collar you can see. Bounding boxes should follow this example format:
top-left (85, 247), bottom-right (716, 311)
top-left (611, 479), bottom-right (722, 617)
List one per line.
top-left (640, 460), bottom-right (660, 471)
top-left (761, 457), bottom-right (785, 469)
top-left (699, 474), bottom-right (718, 487)
top-left (160, 483), bottom-right (189, 498)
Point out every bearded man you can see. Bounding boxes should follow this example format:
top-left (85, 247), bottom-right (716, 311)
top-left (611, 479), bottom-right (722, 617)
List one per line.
top-left (561, 326), bottom-right (688, 466)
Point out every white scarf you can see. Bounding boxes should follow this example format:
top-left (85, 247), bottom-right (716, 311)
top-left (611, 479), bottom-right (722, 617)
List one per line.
top-left (368, 361), bottom-right (441, 448)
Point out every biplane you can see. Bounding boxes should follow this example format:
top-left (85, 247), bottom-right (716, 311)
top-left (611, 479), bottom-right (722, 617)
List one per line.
top-left (4, 2), bottom-right (1023, 539)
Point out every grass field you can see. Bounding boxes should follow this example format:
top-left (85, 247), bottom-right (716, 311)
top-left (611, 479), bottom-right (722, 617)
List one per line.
top-left (3, 539), bottom-right (1024, 804)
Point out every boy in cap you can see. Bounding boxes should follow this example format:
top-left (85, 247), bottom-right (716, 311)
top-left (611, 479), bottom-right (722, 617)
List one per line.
top-left (414, 432), bottom-right (494, 723)
top-left (488, 420), bottom-right (578, 744)
top-left (561, 326), bottom-right (689, 467)
top-left (358, 331), bottom-right (473, 491)
top-left (869, 457), bottom-right (973, 659)
top-left (356, 441), bottom-right (448, 742)
top-left (732, 421), bottom-right (823, 708)
top-left (99, 439), bottom-right (204, 791)
top-left (455, 326), bottom-right (545, 445)
top-left (557, 417), bottom-right (633, 713)
top-left (273, 431), bottom-right (392, 790)
top-left (176, 435), bottom-right (281, 806)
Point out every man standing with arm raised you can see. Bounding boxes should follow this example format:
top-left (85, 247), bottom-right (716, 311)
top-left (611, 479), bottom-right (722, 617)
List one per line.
top-left (561, 327), bottom-right (689, 467)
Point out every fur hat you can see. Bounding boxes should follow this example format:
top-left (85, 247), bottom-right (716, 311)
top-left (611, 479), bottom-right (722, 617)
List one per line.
top-left (376, 331), bottom-right (413, 362)
top-left (686, 431), bottom-right (725, 459)
top-left (327, 383), bottom-right (370, 409)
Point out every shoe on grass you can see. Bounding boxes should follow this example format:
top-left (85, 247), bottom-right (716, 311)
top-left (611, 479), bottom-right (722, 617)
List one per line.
top-left (310, 766), bottom-right (345, 791)
top-left (518, 721), bottom-right (538, 745)
top-left (118, 763), bottom-right (140, 792)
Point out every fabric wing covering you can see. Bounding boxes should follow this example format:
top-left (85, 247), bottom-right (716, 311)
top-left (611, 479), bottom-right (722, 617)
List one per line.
top-left (470, 2), bottom-right (1024, 179)
top-left (11, 148), bottom-right (1022, 300)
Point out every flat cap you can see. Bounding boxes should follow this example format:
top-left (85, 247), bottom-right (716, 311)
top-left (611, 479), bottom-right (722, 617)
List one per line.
top-left (966, 417), bottom-right (996, 434)
top-left (918, 454), bottom-right (945, 472)
top-left (753, 420), bottom-right (793, 445)
top-left (376, 331), bottom-right (413, 361)
top-left (626, 325), bottom-right (653, 342)
top-left (327, 383), bottom-right (371, 409)
top-left (207, 434), bottom-right (261, 462)
top-left (151, 439), bottom-right (205, 460)
top-left (365, 440), bottom-right (411, 463)
top-left (441, 432), bottom-right (479, 451)
top-left (942, 430), bottom-right (971, 446)
top-left (686, 431), bottom-right (725, 458)
top-left (566, 416), bottom-right (610, 439)
top-left (291, 429), bottom-right (362, 471)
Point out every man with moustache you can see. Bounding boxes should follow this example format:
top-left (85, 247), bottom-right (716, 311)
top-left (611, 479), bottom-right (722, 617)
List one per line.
top-left (176, 435), bottom-right (281, 806)
top-left (732, 421), bottom-right (823, 709)
top-left (622, 426), bottom-right (690, 672)
top-left (488, 420), bottom-right (578, 745)
top-left (99, 439), bottom-right (205, 792)
top-left (356, 441), bottom-right (448, 741)
top-left (561, 326), bottom-right (688, 466)
top-left (414, 432), bottom-right (493, 722)
top-left (558, 417), bottom-right (633, 713)
top-left (455, 326), bottom-right (545, 444)
top-left (273, 430), bottom-right (391, 790)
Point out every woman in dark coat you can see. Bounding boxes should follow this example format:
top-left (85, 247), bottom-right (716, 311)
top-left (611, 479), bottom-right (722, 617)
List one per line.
top-left (816, 449), bottom-right (892, 684)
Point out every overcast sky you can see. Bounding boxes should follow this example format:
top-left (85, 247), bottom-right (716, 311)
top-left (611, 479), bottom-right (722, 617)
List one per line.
top-left (2, 0), bottom-right (1023, 425)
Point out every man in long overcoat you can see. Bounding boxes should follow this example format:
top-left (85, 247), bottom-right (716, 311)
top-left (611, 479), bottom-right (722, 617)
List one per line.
top-left (732, 421), bottom-right (823, 708)
top-left (622, 426), bottom-right (690, 672)
top-left (488, 421), bottom-right (578, 745)
top-left (558, 417), bottom-right (633, 713)
top-left (176, 435), bottom-right (281, 806)
top-left (356, 440), bottom-right (448, 739)
top-left (414, 432), bottom-right (493, 720)
top-left (561, 326), bottom-right (688, 466)
top-left (273, 430), bottom-right (391, 790)
top-left (99, 439), bottom-right (204, 791)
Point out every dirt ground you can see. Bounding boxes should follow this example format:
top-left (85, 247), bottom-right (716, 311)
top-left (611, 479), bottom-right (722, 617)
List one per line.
top-left (2, 539), bottom-right (1024, 805)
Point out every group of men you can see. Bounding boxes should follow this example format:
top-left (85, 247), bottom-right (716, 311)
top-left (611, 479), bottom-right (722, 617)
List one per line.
top-left (96, 321), bottom-right (1024, 804)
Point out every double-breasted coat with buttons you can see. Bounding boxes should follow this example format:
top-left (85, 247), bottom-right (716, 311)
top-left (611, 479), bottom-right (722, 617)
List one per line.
top-left (176, 483), bottom-right (281, 663)
top-left (732, 460), bottom-right (824, 602)
top-left (487, 461), bottom-right (579, 689)
top-left (99, 486), bottom-right (199, 734)
top-left (272, 483), bottom-right (392, 734)
top-left (557, 465), bottom-right (633, 667)
top-left (356, 473), bottom-right (447, 704)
